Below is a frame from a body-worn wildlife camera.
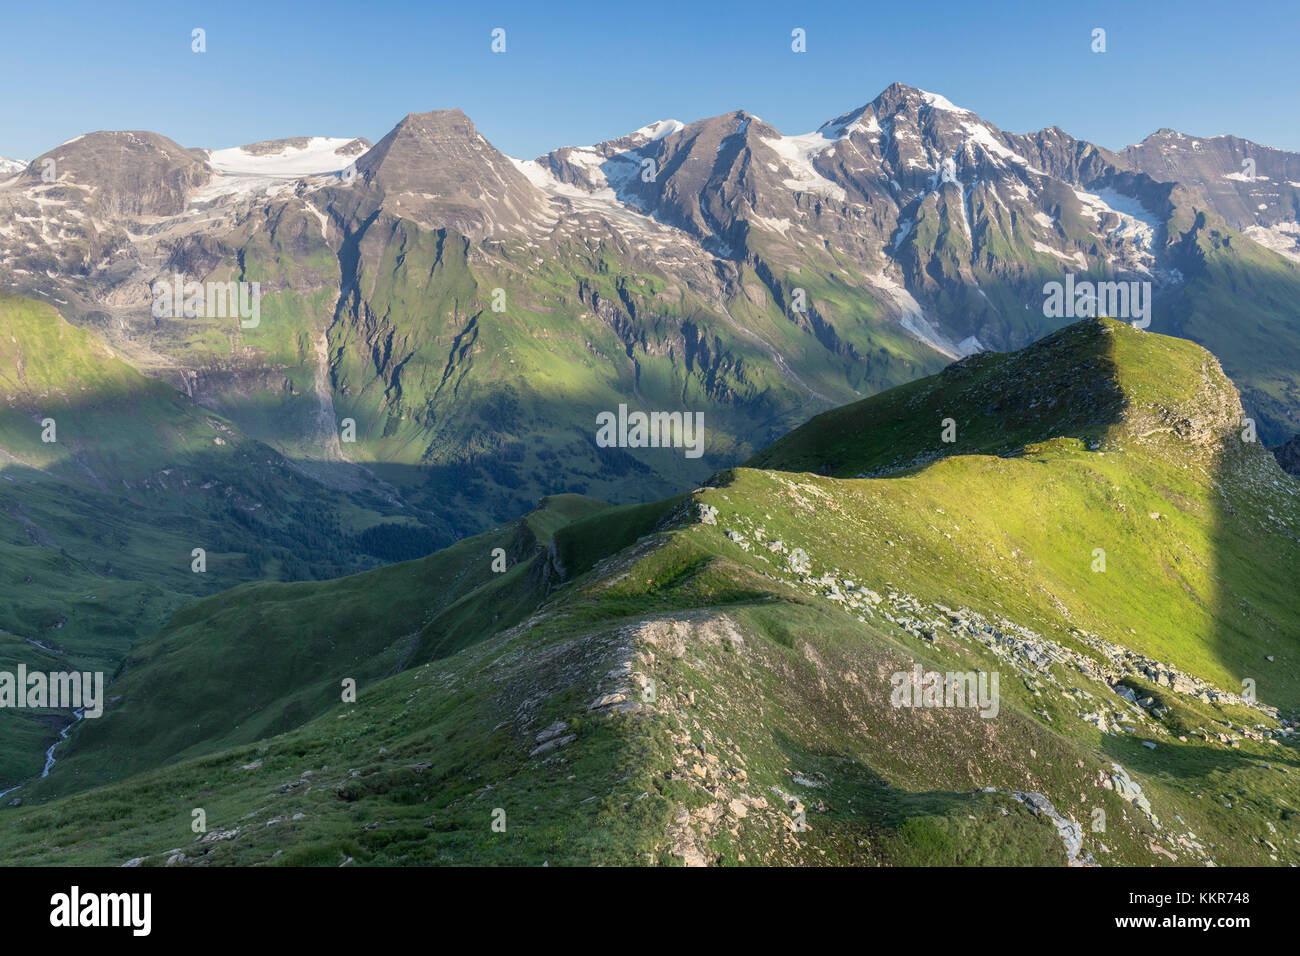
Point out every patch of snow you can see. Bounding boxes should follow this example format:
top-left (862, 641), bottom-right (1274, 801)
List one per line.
top-left (1243, 221), bottom-right (1300, 261)
top-left (1073, 187), bottom-right (1160, 252)
top-left (1032, 240), bottom-right (1088, 269)
top-left (510, 157), bottom-right (563, 191)
top-left (507, 155), bottom-right (694, 243)
top-left (892, 218), bottom-right (914, 249)
top-left (869, 271), bottom-right (974, 359)
top-left (819, 112), bottom-right (882, 139)
top-left (559, 147), bottom-right (607, 173)
top-left (205, 137), bottom-right (362, 177)
top-left (750, 214), bottom-right (794, 237)
top-left (963, 122), bottom-right (1033, 169)
top-left (918, 90), bottom-right (971, 115)
top-left (760, 132), bottom-right (848, 201)
top-left (629, 119), bottom-right (684, 144)
top-left (302, 198), bottom-right (331, 238)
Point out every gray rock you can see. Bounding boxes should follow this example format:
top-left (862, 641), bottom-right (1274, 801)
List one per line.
top-left (529, 734), bottom-right (577, 757)
top-left (535, 720), bottom-right (568, 742)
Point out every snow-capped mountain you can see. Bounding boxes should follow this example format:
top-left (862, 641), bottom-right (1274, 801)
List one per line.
top-left (1, 82), bottom-right (1299, 524)
top-left (530, 83), bottom-right (1179, 357)
top-left (1119, 129), bottom-right (1300, 262)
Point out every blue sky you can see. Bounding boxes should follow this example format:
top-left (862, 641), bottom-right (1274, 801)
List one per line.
top-left (1, 0), bottom-right (1296, 160)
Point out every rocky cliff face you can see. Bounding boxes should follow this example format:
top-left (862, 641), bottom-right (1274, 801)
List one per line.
top-left (1120, 130), bottom-right (1300, 260)
top-left (536, 83), bottom-right (1179, 359)
top-left (1273, 434), bottom-right (1300, 477)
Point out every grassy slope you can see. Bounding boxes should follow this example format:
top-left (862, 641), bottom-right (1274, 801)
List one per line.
top-left (1, 319), bottom-right (1295, 867)
top-left (28, 495), bottom-right (609, 797)
top-left (0, 292), bottom-right (436, 784)
top-left (750, 319), bottom-right (1297, 695)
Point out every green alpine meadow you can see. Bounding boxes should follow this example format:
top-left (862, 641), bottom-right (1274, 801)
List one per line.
top-left (0, 315), bottom-right (1294, 867)
top-left (1, 8), bottom-right (1298, 885)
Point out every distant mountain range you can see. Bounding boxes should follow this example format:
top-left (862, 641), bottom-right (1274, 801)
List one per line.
top-left (2, 87), bottom-right (1300, 561)
top-left (1, 82), bottom-right (1297, 571)
top-left (2, 85), bottom-right (1298, 866)
top-left (3, 89), bottom-right (1298, 523)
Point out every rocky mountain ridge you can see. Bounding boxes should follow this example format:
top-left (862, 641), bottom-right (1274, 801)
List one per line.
top-left (2, 83), bottom-right (1298, 550)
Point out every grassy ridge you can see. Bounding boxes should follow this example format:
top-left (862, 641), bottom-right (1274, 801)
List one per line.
top-left (28, 495), bottom-right (608, 797)
top-left (1, 319), bottom-right (1293, 866)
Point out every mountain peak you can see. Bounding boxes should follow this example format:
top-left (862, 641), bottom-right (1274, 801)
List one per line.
top-left (817, 83), bottom-right (979, 141)
top-left (687, 108), bottom-right (773, 139)
top-left (870, 82), bottom-right (973, 116)
top-left (394, 108), bottom-right (475, 132)
top-left (749, 318), bottom-right (1252, 478)
top-left (350, 109), bottom-right (547, 236)
top-left (24, 129), bottom-right (211, 217)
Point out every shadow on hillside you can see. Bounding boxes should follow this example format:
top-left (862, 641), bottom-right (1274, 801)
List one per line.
top-left (1205, 410), bottom-right (1300, 714)
top-left (1100, 734), bottom-right (1300, 782)
top-left (1157, 249), bottom-right (1300, 445)
top-left (763, 728), bottom-right (1070, 865)
top-left (747, 318), bottom-right (1129, 477)
top-left (747, 316), bottom-right (1299, 736)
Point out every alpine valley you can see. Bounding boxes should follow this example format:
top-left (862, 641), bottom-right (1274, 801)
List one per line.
top-left (0, 84), bottom-right (1296, 866)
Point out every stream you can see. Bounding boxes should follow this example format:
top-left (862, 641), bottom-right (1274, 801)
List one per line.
top-left (0, 707), bottom-right (85, 803)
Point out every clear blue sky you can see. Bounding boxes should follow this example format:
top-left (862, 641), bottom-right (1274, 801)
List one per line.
top-left (2, 0), bottom-right (1296, 160)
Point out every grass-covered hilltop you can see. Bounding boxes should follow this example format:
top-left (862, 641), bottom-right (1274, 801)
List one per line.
top-left (0, 317), bottom-right (1296, 867)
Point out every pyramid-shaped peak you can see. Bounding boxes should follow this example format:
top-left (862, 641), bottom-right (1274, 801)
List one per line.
top-left (361, 108), bottom-right (500, 168)
top-left (352, 108), bottom-right (547, 237)
top-left (393, 108), bottom-right (477, 133)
